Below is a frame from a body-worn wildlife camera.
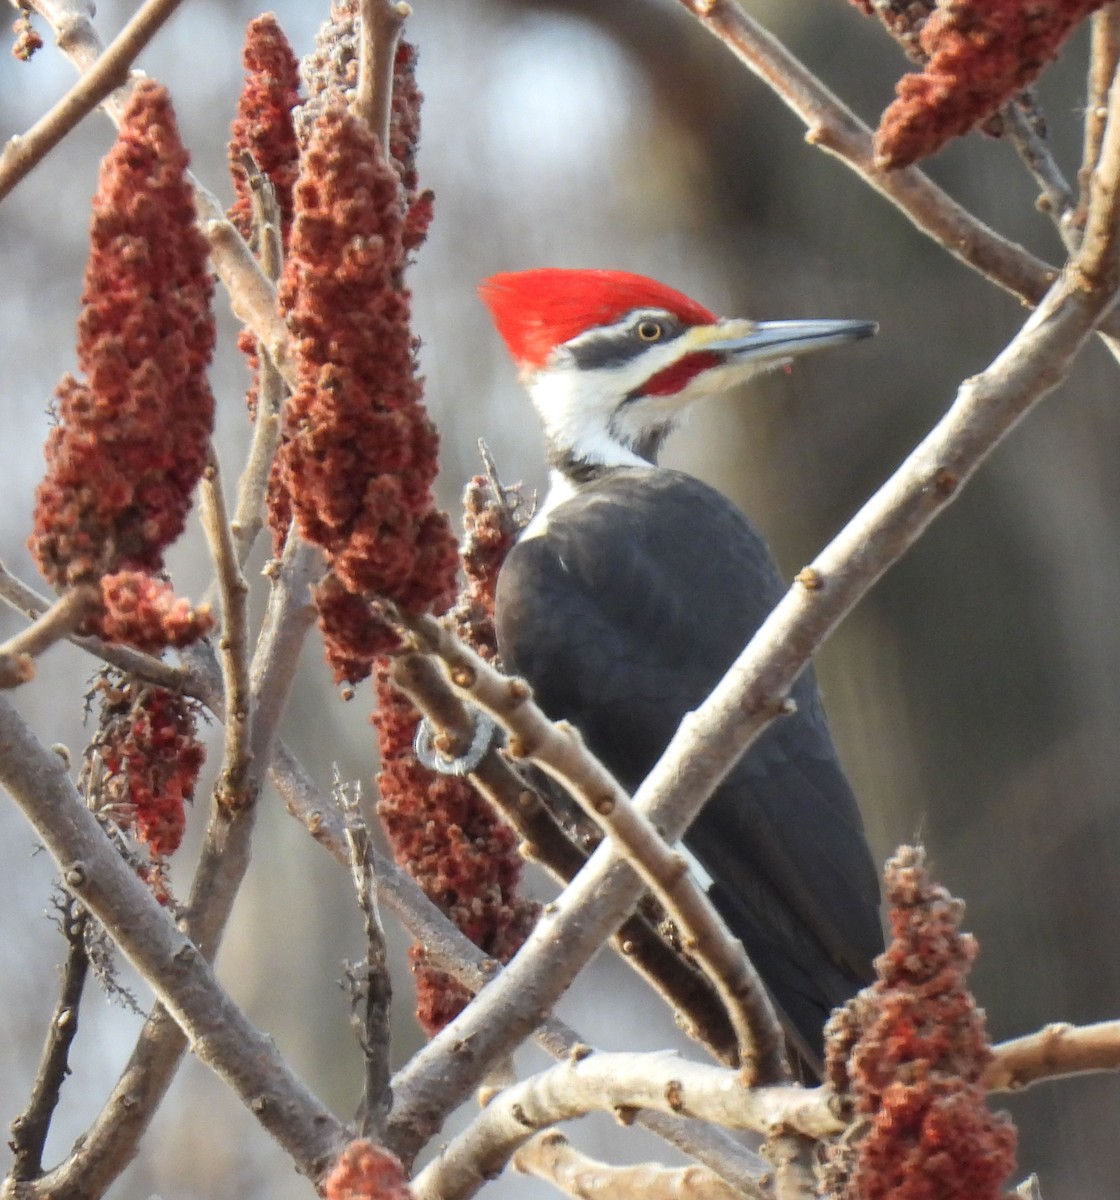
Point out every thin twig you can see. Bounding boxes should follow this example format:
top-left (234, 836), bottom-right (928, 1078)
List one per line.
top-left (336, 772), bottom-right (393, 1139)
top-left (0, 694), bottom-right (351, 1184)
top-left (999, 95), bottom-right (1078, 251)
top-left (986, 1020), bottom-right (1120, 1092)
top-left (268, 741), bottom-right (573, 1047)
top-left (230, 160), bottom-right (287, 567)
top-left (267, 741), bottom-right (767, 1196)
top-left (389, 652), bottom-right (739, 1065)
top-left (7, 896), bottom-right (89, 1183)
top-left (398, 613), bottom-right (785, 1085)
top-left (6, 527), bottom-right (320, 1197)
top-left (410, 1050), bottom-right (840, 1200)
top-left (1076, 4), bottom-right (1120, 232)
top-left (231, 352), bottom-right (285, 566)
top-left (513, 1132), bottom-right (746, 1200)
top-left (0, 564), bottom-right (203, 699)
top-left (202, 215), bottom-right (293, 383)
top-left (199, 450), bottom-right (252, 807)
top-left (1074, 56), bottom-right (1120, 293)
top-left (383, 59), bottom-right (1120, 1164)
top-left (355, 0), bottom-right (409, 145)
top-left (0, 584), bottom-right (98, 688)
top-left (0, 0), bottom-right (190, 203)
top-left (246, 534), bottom-right (321, 793)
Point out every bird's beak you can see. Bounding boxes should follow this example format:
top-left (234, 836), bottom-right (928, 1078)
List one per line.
top-left (686, 316), bottom-right (878, 365)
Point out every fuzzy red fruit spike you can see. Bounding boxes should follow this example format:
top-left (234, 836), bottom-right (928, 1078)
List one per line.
top-left (96, 572), bottom-right (214, 653)
top-left (373, 660), bottom-right (537, 1033)
top-left (323, 1140), bottom-right (411, 1200)
top-left (95, 676), bottom-right (205, 865)
top-left (29, 81), bottom-right (214, 654)
top-left (823, 845), bottom-right (1017, 1200)
top-left (479, 269), bottom-right (718, 372)
top-left (228, 13), bottom-right (301, 243)
top-left (874, 0), bottom-right (1108, 168)
top-left (277, 102), bottom-right (457, 682)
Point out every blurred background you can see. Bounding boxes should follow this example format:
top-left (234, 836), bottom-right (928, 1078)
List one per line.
top-left (2, 0), bottom-right (1119, 1195)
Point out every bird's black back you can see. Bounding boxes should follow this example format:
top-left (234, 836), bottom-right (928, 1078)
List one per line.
top-left (495, 466), bottom-right (883, 1070)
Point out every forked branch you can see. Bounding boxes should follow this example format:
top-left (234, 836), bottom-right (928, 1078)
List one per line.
top-left (411, 1050), bottom-right (840, 1200)
top-left (674, 0), bottom-right (1120, 347)
top-left (0, 584), bottom-right (98, 688)
top-left (384, 56), bottom-right (1120, 1163)
top-left (399, 611), bottom-right (785, 1085)
top-left (0, 694), bottom-right (350, 1183)
top-left (0, 0), bottom-right (190, 203)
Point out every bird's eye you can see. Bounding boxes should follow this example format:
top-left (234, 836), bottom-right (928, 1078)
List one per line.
top-left (635, 320), bottom-right (664, 342)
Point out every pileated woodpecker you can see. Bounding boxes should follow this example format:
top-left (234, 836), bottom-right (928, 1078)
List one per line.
top-left (481, 268), bottom-right (883, 1072)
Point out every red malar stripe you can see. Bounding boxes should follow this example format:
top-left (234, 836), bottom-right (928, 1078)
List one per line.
top-left (641, 351), bottom-right (722, 397)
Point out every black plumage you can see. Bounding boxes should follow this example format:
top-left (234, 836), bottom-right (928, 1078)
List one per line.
top-left (496, 465), bottom-right (883, 1070)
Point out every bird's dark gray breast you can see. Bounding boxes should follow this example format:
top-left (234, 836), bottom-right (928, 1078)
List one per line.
top-left (495, 466), bottom-right (883, 1068)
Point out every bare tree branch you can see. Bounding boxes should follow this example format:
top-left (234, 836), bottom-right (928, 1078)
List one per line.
top-left (0, 695), bottom-right (351, 1184)
top-left (199, 450), bottom-right (253, 807)
top-left (245, 534), bottom-right (321, 793)
top-left (0, 0), bottom-right (191, 203)
top-left (229, 160), bottom-right (287, 567)
top-left (398, 612), bottom-right (785, 1085)
top-left (201, 215), bottom-right (292, 384)
top-left (986, 1020), bottom-right (1120, 1092)
top-left (765, 1132), bottom-right (816, 1200)
top-left (1076, 4), bottom-right (1120, 232)
top-left (355, 0), bottom-right (410, 144)
top-left (410, 1050), bottom-right (840, 1200)
top-left (389, 652), bottom-right (739, 1065)
top-left (336, 772), bottom-right (393, 1138)
top-left (267, 741), bottom-right (767, 1195)
top-left (0, 584), bottom-right (98, 688)
top-left (6, 895), bottom-right (89, 1183)
top-left (0, 565), bottom-right (202, 699)
top-left (1074, 58), bottom-right (1120, 292)
top-left (28, 734), bottom-right (296, 1200)
top-left (391, 653), bottom-right (589, 882)
top-left (999, 95), bottom-right (1078, 251)
top-left (672, 0), bottom-right (1120, 347)
top-left (1016, 1173), bottom-right (1045, 1200)
top-left (384, 58), bottom-right (1120, 1163)
top-left (0, 531), bottom-right (320, 1199)
top-left (513, 1131), bottom-right (746, 1200)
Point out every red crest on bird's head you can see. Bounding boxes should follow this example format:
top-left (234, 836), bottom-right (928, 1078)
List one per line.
top-left (478, 269), bottom-right (718, 372)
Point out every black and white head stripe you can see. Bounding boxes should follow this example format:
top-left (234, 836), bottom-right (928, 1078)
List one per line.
top-left (564, 309), bottom-right (690, 371)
